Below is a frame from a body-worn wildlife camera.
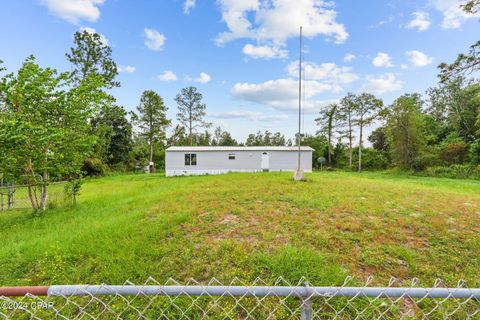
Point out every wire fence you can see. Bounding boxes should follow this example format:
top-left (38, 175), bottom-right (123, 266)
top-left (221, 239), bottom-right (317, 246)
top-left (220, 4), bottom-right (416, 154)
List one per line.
top-left (1, 277), bottom-right (479, 319)
top-left (0, 182), bottom-right (69, 211)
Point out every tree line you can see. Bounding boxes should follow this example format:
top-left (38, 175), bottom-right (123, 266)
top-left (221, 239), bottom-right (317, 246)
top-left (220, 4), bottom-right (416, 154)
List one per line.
top-left (0, 1), bottom-right (478, 210)
top-left (312, 2), bottom-right (479, 177)
top-left (0, 28), bottom-right (289, 211)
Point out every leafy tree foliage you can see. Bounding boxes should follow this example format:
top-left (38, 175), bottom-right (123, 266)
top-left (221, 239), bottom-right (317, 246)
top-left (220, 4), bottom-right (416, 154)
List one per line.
top-left (462, 0), bottom-right (480, 14)
top-left (338, 93), bottom-right (357, 168)
top-left (66, 30), bottom-right (119, 88)
top-left (353, 93), bottom-right (384, 172)
top-left (385, 94), bottom-right (426, 170)
top-left (66, 29), bottom-right (125, 172)
top-left (245, 131), bottom-right (286, 146)
top-left (440, 137), bottom-right (470, 165)
top-left (315, 103), bottom-right (339, 166)
top-left (175, 87), bottom-right (211, 146)
top-left (439, 41), bottom-right (480, 82)
top-left (133, 90), bottom-right (170, 173)
top-left (428, 77), bottom-right (480, 142)
top-left (302, 134), bottom-right (329, 169)
top-left (0, 56), bottom-right (99, 210)
top-left (167, 125), bottom-right (189, 146)
top-left (212, 127), bottom-right (238, 146)
top-left (368, 127), bottom-right (389, 153)
top-left (438, 1), bottom-right (479, 81)
top-left (91, 104), bottom-right (133, 166)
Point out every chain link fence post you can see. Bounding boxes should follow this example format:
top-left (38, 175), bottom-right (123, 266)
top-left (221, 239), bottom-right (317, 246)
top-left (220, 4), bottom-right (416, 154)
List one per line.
top-left (301, 281), bottom-right (312, 320)
top-left (300, 297), bottom-right (312, 320)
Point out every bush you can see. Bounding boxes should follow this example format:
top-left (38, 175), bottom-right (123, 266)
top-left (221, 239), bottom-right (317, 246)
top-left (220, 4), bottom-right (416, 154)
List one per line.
top-left (440, 140), bottom-right (470, 164)
top-left (469, 140), bottom-right (480, 164)
top-left (410, 152), bottom-right (442, 171)
top-left (421, 165), bottom-right (480, 180)
top-left (352, 148), bottom-right (389, 170)
top-left (82, 158), bottom-right (108, 176)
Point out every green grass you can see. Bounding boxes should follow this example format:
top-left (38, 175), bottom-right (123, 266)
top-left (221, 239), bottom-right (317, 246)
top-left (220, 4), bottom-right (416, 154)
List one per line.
top-left (0, 171), bottom-right (479, 287)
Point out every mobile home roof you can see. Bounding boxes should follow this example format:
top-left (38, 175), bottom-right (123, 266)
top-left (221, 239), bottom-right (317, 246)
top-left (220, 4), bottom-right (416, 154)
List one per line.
top-left (166, 146), bottom-right (314, 152)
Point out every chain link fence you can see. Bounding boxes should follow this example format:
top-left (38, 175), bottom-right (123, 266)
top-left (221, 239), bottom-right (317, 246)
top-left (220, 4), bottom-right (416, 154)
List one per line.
top-left (1, 277), bottom-right (479, 319)
top-left (0, 182), bottom-right (69, 211)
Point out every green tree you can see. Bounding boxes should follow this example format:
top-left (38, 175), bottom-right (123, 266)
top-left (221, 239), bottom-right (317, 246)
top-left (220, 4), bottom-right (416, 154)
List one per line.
top-left (439, 137), bottom-right (470, 165)
top-left (91, 104), bottom-right (133, 166)
top-left (66, 29), bottom-right (122, 171)
top-left (167, 125), bottom-right (189, 146)
top-left (245, 132), bottom-right (261, 146)
top-left (211, 127), bottom-right (238, 146)
top-left (437, 1), bottom-right (479, 80)
top-left (428, 77), bottom-right (480, 142)
top-left (439, 41), bottom-right (480, 82)
top-left (368, 127), bottom-right (389, 153)
top-left (175, 86), bottom-right (211, 146)
top-left (66, 30), bottom-right (119, 88)
top-left (302, 134), bottom-right (329, 169)
top-left (462, 0), bottom-right (480, 13)
top-left (0, 56), bottom-right (99, 210)
top-left (338, 93), bottom-right (357, 168)
top-left (354, 93), bottom-right (384, 172)
top-left (386, 94), bottom-right (426, 170)
top-left (315, 103), bottom-right (339, 166)
top-left (134, 90), bottom-right (170, 173)
top-left (270, 132), bottom-right (286, 146)
top-left (245, 130), bottom-right (285, 146)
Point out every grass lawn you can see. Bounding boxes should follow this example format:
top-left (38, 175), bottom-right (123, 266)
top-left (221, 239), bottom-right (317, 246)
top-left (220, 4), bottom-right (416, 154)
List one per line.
top-left (0, 171), bottom-right (479, 287)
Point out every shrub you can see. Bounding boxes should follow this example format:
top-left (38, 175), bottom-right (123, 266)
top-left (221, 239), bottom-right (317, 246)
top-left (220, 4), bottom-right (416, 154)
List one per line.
top-left (469, 140), bottom-right (480, 164)
top-left (82, 158), bottom-right (108, 176)
top-left (421, 165), bottom-right (480, 180)
top-left (440, 140), bottom-right (470, 164)
top-left (410, 152), bottom-right (442, 171)
top-left (352, 148), bottom-right (389, 170)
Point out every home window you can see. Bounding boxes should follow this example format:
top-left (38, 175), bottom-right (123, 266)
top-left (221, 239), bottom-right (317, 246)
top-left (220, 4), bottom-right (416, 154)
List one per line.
top-left (185, 153), bottom-right (197, 166)
top-left (228, 153), bottom-right (235, 160)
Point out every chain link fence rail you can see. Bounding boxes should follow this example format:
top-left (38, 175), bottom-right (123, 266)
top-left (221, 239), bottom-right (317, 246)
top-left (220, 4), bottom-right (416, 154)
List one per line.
top-left (0, 182), bottom-right (68, 211)
top-left (1, 277), bottom-right (480, 319)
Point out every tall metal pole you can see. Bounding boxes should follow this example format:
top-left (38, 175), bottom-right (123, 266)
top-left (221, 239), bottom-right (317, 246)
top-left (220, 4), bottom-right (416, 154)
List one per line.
top-left (297, 26), bottom-right (303, 172)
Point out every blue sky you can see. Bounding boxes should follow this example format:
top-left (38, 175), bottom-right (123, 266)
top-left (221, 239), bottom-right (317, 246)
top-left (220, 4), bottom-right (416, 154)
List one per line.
top-left (0, 0), bottom-right (479, 142)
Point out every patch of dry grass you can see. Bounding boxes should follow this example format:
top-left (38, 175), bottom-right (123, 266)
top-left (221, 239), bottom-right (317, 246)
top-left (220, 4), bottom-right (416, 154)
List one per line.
top-left (0, 171), bottom-right (479, 287)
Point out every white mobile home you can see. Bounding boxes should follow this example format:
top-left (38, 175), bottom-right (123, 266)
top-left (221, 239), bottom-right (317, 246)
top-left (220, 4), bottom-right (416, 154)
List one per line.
top-left (165, 146), bottom-right (314, 177)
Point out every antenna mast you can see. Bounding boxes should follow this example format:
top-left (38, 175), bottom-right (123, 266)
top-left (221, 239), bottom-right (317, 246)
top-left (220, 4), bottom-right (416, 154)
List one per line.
top-left (297, 26), bottom-right (302, 172)
top-left (294, 26), bottom-right (305, 181)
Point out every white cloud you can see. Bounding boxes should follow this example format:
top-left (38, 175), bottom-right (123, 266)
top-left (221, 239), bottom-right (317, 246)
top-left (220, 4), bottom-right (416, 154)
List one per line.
top-left (79, 26), bottom-right (108, 45)
top-left (215, 0), bottom-right (348, 47)
top-left (406, 50), bottom-right (434, 67)
top-left (368, 15), bottom-right (394, 29)
top-left (41, 0), bottom-right (104, 24)
top-left (183, 0), bottom-right (195, 14)
top-left (429, 0), bottom-right (480, 29)
top-left (144, 28), bottom-right (166, 51)
top-left (343, 53), bottom-right (356, 62)
top-left (118, 65), bottom-right (136, 73)
top-left (231, 59), bottom-right (358, 113)
top-left (209, 110), bottom-right (289, 122)
top-left (372, 52), bottom-right (394, 68)
top-left (231, 78), bottom-right (339, 113)
top-left (195, 72), bottom-right (211, 83)
top-left (406, 11), bottom-right (431, 31)
top-left (287, 61), bottom-right (359, 86)
top-left (242, 44), bottom-right (288, 59)
top-left (157, 70), bottom-right (177, 82)
top-left (363, 73), bottom-right (403, 95)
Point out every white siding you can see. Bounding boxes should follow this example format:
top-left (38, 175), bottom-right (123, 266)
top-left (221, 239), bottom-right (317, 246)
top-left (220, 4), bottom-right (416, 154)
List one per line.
top-left (165, 150), bottom-right (313, 176)
top-left (269, 151), bottom-right (312, 172)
